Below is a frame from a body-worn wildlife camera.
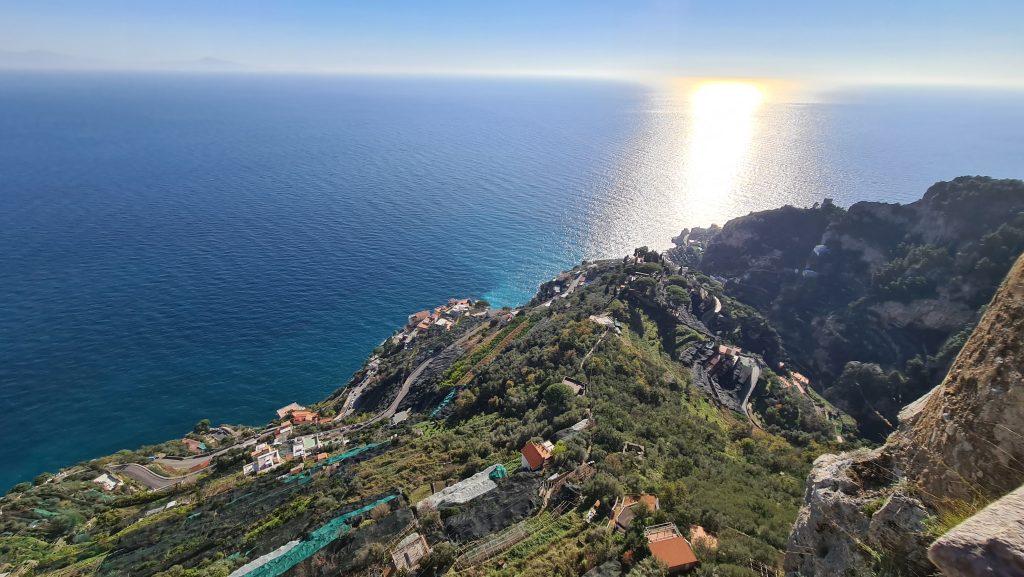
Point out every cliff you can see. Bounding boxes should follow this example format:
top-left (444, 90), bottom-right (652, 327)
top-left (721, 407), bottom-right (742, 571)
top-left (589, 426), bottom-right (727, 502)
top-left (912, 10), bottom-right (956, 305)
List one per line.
top-left (672, 176), bottom-right (1024, 439)
top-left (785, 252), bottom-right (1024, 576)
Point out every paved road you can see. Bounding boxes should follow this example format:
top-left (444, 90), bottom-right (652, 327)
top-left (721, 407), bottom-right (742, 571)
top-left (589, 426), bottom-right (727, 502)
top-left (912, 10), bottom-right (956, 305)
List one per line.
top-left (349, 347), bottom-right (437, 430)
top-left (121, 321), bottom-right (489, 491)
top-left (155, 437), bottom-right (258, 472)
top-left (340, 322), bottom-right (488, 432)
top-left (111, 463), bottom-right (199, 491)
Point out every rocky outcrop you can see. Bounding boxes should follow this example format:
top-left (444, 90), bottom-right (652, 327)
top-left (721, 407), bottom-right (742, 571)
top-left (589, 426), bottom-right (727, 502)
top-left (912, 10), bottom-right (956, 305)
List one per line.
top-left (784, 449), bottom-right (935, 576)
top-left (889, 251), bottom-right (1024, 504)
top-left (682, 177), bottom-right (1024, 439)
top-left (928, 485), bottom-right (1024, 577)
top-left (786, 252), bottom-right (1024, 576)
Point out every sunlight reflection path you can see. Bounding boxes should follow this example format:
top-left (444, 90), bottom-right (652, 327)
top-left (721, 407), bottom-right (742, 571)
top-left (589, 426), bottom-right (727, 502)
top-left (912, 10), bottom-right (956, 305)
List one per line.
top-left (678, 81), bottom-right (765, 227)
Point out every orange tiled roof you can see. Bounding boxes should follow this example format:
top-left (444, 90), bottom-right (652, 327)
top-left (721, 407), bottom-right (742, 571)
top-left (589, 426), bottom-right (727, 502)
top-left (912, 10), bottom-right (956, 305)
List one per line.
top-left (521, 442), bottom-right (551, 470)
top-left (648, 537), bottom-right (698, 572)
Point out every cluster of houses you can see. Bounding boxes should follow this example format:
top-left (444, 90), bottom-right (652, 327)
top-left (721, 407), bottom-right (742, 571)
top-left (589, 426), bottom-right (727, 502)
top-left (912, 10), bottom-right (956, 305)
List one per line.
top-left (706, 344), bottom-right (761, 392)
top-left (178, 425), bottom-right (237, 455)
top-left (776, 363), bottom-right (810, 396)
top-left (402, 298), bottom-right (479, 343)
top-left (276, 402), bottom-right (319, 425)
top-left (243, 403), bottom-right (329, 476)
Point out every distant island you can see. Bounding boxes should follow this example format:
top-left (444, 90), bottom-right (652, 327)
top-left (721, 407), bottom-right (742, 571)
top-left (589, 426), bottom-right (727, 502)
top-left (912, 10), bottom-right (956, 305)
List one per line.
top-left (2, 176), bottom-right (1022, 577)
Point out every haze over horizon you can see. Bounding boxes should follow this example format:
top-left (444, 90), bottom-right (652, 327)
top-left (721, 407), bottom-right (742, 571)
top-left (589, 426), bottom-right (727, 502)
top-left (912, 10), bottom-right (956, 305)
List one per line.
top-left (2, 0), bottom-right (1022, 89)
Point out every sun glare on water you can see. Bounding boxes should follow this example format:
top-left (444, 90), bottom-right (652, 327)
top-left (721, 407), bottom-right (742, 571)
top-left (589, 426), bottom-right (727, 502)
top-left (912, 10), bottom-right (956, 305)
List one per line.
top-left (585, 77), bottom-right (783, 258)
top-left (679, 80), bottom-right (766, 226)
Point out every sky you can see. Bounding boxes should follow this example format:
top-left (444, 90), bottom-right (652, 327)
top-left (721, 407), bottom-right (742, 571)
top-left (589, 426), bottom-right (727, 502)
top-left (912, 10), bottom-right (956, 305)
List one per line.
top-left (1, 0), bottom-right (1022, 87)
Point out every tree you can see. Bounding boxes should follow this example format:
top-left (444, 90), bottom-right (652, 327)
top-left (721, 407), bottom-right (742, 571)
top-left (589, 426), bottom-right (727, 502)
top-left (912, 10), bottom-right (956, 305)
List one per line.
top-left (666, 285), bottom-right (691, 308)
top-left (543, 382), bottom-right (574, 414)
top-left (193, 419), bottom-right (211, 434)
top-left (583, 472), bottom-right (623, 508)
top-left (420, 541), bottom-right (457, 575)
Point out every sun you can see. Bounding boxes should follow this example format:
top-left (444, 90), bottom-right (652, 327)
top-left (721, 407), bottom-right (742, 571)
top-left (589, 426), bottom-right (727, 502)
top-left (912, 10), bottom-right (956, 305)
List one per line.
top-left (689, 81), bottom-right (766, 113)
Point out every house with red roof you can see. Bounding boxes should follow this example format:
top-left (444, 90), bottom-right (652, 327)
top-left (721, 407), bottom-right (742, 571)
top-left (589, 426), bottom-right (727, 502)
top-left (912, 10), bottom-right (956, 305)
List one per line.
top-left (289, 409), bottom-right (319, 425)
top-left (276, 402), bottom-right (306, 420)
top-left (520, 441), bottom-right (553, 471)
top-left (645, 523), bottom-right (699, 573)
top-left (407, 310), bottom-right (431, 327)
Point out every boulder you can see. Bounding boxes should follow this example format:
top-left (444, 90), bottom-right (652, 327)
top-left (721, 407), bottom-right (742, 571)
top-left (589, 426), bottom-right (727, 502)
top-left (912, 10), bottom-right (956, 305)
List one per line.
top-left (928, 485), bottom-right (1024, 577)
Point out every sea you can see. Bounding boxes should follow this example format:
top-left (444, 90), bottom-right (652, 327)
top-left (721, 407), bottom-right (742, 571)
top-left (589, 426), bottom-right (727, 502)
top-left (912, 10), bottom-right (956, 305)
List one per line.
top-left (1, 71), bottom-right (1022, 490)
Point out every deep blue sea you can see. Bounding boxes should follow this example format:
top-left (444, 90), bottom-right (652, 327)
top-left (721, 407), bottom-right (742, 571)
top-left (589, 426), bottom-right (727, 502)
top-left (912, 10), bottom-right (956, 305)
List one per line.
top-left (1, 72), bottom-right (1022, 489)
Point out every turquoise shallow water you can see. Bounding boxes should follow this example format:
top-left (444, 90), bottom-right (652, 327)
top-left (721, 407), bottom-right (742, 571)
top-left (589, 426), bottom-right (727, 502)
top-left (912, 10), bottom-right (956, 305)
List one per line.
top-left (1, 72), bottom-right (1022, 490)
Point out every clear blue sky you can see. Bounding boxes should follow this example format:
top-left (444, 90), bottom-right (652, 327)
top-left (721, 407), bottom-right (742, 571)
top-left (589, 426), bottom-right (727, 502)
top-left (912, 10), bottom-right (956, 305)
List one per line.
top-left (1, 0), bottom-right (1021, 86)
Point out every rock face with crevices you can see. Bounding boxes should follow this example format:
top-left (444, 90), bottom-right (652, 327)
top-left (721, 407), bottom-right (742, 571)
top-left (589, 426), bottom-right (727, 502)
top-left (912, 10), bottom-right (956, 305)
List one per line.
top-left (785, 252), bottom-right (1024, 576)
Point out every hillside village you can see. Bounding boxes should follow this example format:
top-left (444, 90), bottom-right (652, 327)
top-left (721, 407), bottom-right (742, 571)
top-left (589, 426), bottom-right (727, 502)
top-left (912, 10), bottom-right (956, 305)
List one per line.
top-left (0, 246), bottom-right (848, 577)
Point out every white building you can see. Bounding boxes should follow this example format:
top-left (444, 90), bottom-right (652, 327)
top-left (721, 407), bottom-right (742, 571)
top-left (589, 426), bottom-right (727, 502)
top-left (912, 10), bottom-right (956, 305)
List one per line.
top-left (244, 443), bottom-right (282, 475)
top-left (92, 472), bottom-right (122, 491)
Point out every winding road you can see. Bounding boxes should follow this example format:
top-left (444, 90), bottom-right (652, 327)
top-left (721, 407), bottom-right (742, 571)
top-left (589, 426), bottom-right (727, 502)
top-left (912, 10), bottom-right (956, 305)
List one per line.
top-left (111, 463), bottom-right (200, 491)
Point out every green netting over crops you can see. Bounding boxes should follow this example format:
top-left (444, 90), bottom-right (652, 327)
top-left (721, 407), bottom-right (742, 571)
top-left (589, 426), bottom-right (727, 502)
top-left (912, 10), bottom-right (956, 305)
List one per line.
top-left (239, 493), bottom-right (399, 577)
top-left (280, 442), bottom-right (385, 484)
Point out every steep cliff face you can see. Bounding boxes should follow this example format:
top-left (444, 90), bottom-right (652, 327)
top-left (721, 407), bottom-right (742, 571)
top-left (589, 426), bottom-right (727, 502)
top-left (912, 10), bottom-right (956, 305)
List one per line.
top-left (889, 251), bottom-right (1024, 505)
top-left (679, 176), bottom-right (1024, 438)
top-left (785, 253), bottom-right (1024, 576)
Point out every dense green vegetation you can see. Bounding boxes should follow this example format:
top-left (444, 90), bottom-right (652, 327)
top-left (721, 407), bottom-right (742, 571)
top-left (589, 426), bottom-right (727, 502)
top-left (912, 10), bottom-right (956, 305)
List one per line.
top-left (1, 255), bottom-right (840, 577)
top-left (680, 176), bottom-right (1024, 439)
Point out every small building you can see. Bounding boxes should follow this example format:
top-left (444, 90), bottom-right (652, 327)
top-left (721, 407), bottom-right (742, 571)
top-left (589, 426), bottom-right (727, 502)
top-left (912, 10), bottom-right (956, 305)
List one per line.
top-left (609, 494), bottom-right (660, 531)
top-left (645, 523), bottom-right (699, 573)
top-left (92, 472), bottom-right (122, 491)
top-left (390, 409), bottom-right (410, 426)
top-left (521, 441), bottom-right (553, 471)
top-left (553, 418), bottom-right (593, 442)
top-left (274, 424), bottom-right (293, 445)
top-left (181, 438), bottom-right (206, 454)
top-left (289, 410), bottom-right (318, 425)
top-left (292, 439), bottom-right (306, 460)
top-left (622, 441), bottom-right (646, 458)
top-left (408, 310), bottom-right (431, 327)
top-left (391, 532), bottom-right (431, 572)
top-left (561, 377), bottom-right (586, 396)
top-left (418, 465), bottom-right (504, 510)
top-left (717, 344), bottom-right (741, 358)
top-left (245, 443), bottom-right (282, 475)
top-left (276, 402), bottom-right (306, 420)
top-left (448, 298), bottom-right (472, 315)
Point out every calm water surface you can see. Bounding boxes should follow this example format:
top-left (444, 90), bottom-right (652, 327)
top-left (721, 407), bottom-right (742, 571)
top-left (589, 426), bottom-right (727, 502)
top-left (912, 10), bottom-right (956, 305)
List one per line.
top-left (1, 72), bottom-right (1021, 488)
